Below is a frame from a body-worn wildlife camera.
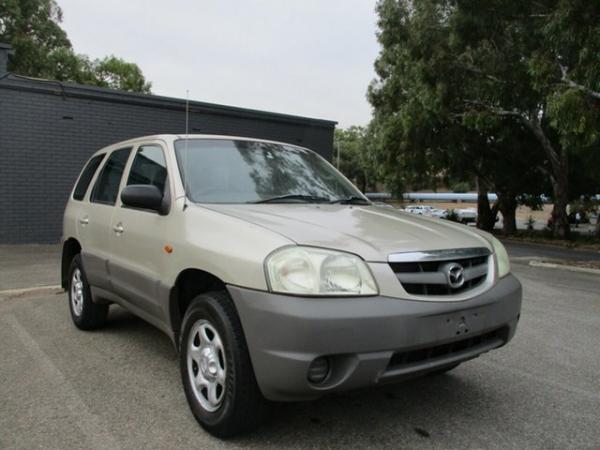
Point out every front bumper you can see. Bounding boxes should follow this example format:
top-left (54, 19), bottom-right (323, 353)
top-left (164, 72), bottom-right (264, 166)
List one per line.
top-left (228, 274), bottom-right (522, 401)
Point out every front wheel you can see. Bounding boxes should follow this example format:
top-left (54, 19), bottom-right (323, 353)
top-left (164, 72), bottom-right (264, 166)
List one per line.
top-left (179, 291), bottom-right (266, 438)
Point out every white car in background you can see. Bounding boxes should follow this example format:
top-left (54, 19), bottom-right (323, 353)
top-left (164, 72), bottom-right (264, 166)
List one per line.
top-left (404, 205), bottom-right (448, 219)
top-left (403, 205), bottom-right (434, 215)
top-left (455, 207), bottom-right (478, 224)
top-left (403, 204), bottom-right (477, 223)
top-left (430, 208), bottom-right (449, 219)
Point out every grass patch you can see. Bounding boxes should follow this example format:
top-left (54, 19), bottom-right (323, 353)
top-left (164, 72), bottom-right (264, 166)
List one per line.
top-left (497, 230), bottom-right (600, 252)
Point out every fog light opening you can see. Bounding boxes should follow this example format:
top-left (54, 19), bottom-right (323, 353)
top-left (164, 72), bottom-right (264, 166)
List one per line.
top-left (307, 356), bottom-right (330, 384)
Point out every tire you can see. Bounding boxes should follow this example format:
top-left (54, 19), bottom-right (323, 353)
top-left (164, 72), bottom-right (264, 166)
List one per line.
top-left (179, 290), bottom-right (266, 438)
top-left (428, 362), bottom-right (460, 376)
top-left (68, 254), bottom-right (109, 330)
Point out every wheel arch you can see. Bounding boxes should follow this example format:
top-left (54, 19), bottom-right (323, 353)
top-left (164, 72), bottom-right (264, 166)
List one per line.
top-left (61, 238), bottom-right (82, 289)
top-left (169, 268), bottom-right (229, 348)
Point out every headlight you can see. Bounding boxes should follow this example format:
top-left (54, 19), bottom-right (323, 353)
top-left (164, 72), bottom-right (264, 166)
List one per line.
top-left (265, 246), bottom-right (378, 296)
top-left (491, 236), bottom-right (510, 278)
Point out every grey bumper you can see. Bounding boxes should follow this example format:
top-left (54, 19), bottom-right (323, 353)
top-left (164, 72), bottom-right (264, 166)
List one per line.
top-left (228, 274), bottom-right (522, 401)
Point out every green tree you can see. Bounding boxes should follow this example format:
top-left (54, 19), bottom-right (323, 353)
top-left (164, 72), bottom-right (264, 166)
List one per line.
top-left (369, 0), bottom-right (600, 238)
top-left (367, 0), bottom-right (542, 234)
top-left (92, 56), bottom-right (152, 93)
top-left (335, 126), bottom-right (381, 192)
top-left (1, 0), bottom-right (151, 93)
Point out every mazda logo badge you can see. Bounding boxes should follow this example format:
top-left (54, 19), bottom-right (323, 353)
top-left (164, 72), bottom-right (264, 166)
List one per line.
top-left (445, 262), bottom-right (465, 288)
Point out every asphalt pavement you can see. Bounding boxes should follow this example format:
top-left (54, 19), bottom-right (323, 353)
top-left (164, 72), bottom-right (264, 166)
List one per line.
top-left (0, 245), bottom-right (60, 290)
top-left (0, 248), bottom-right (599, 449)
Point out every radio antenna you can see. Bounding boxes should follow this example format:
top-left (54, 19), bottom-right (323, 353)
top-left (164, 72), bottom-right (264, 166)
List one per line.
top-left (183, 89), bottom-right (190, 211)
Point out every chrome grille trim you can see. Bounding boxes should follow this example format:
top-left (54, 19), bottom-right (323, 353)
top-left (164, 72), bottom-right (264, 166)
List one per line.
top-left (388, 247), bottom-right (492, 296)
top-left (395, 262), bottom-right (488, 285)
top-left (388, 247), bottom-right (491, 263)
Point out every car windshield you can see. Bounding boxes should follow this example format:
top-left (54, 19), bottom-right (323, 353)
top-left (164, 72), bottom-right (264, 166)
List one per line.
top-left (174, 139), bottom-right (366, 204)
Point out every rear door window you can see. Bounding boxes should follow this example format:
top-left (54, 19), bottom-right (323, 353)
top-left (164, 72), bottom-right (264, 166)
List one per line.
top-left (73, 154), bottom-right (105, 200)
top-left (91, 147), bottom-right (132, 205)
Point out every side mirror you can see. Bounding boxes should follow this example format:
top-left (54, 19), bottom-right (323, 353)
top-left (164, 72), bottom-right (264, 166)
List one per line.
top-left (121, 184), bottom-right (165, 214)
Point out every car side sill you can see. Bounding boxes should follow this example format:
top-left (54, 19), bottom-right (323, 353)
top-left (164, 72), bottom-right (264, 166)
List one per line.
top-left (90, 285), bottom-right (175, 346)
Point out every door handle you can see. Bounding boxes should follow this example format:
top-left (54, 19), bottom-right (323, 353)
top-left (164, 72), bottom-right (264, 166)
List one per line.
top-left (79, 217), bottom-right (89, 226)
top-left (113, 223), bottom-right (124, 234)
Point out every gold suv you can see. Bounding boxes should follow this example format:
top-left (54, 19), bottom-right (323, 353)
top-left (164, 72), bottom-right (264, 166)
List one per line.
top-left (62, 135), bottom-right (521, 437)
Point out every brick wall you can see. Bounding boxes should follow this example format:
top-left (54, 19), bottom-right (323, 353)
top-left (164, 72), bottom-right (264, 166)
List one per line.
top-left (0, 78), bottom-right (335, 243)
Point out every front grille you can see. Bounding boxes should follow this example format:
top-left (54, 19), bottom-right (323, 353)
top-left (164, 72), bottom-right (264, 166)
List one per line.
top-left (388, 248), bottom-right (490, 296)
top-left (387, 327), bottom-right (507, 370)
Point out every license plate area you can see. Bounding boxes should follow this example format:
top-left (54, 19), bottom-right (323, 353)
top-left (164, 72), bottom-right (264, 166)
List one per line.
top-left (441, 308), bottom-right (487, 338)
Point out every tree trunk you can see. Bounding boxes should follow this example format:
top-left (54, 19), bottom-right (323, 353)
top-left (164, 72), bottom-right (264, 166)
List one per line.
top-left (550, 170), bottom-right (570, 239)
top-left (520, 114), bottom-right (570, 239)
top-left (497, 193), bottom-right (517, 235)
top-left (476, 178), bottom-right (497, 231)
top-left (477, 105), bottom-right (570, 238)
top-left (362, 170), bottom-right (368, 193)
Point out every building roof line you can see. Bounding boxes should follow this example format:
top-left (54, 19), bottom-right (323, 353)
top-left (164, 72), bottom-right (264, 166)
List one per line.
top-left (0, 73), bottom-right (338, 128)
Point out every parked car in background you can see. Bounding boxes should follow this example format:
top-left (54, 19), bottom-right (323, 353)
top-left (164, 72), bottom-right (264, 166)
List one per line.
top-left (403, 204), bottom-right (428, 215)
top-left (430, 208), bottom-right (449, 219)
top-left (455, 207), bottom-right (478, 224)
top-left (403, 204), bottom-right (437, 215)
top-left (404, 204), bottom-right (449, 219)
top-left (61, 135), bottom-right (521, 437)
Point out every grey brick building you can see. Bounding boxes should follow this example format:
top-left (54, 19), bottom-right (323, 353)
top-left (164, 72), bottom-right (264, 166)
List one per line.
top-left (0, 45), bottom-right (336, 244)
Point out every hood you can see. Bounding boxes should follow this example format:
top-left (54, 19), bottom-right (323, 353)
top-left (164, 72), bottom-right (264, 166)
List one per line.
top-left (200, 204), bottom-right (492, 262)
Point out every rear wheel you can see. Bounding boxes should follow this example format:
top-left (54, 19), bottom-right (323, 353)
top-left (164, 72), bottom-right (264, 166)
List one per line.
top-left (68, 255), bottom-right (108, 330)
top-left (180, 290), bottom-right (266, 437)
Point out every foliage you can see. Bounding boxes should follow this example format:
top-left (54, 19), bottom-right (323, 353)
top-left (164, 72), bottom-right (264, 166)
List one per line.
top-left (526, 216), bottom-right (535, 231)
top-left (334, 126), bottom-right (382, 192)
top-left (570, 198), bottom-right (598, 221)
top-left (367, 0), bottom-right (546, 233)
top-left (530, 0), bottom-right (600, 147)
top-left (449, 181), bottom-right (471, 193)
top-left (91, 56), bottom-right (151, 92)
top-left (0, 0), bottom-right (151, 92)
top-left (0, 0), bottom-right (70, 75)
top-left (368, 0), bottom-right (600, 238)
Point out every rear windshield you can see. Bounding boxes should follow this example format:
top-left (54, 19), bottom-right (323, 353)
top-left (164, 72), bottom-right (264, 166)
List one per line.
top-left (174, 139), bottom-right (362, 204)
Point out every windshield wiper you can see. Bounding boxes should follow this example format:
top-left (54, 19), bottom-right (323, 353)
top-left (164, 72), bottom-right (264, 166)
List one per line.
top-left (251, 194), bottom-right (332, 204)
top-left (330, 195), bottom-right (370, 205)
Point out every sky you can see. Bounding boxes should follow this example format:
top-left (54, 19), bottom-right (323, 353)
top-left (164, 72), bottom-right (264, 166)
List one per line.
top-left (58, 0), bottom-right (381, 128)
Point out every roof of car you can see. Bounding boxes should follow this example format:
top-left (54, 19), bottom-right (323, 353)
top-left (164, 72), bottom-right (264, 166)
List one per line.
top-left (93, 134), bottom-right (307, 155)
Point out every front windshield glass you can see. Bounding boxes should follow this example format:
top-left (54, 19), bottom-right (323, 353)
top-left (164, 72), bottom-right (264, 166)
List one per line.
top-left (174, 139), bottom-right (366, 204)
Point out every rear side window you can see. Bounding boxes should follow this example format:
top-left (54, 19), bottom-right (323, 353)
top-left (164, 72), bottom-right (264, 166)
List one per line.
top-left (91, 147), bottom-right (132, 205)
top-left (127, 145), bottom-right (168, 194)
top-left (73, 154), bottom-right (105, 200)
